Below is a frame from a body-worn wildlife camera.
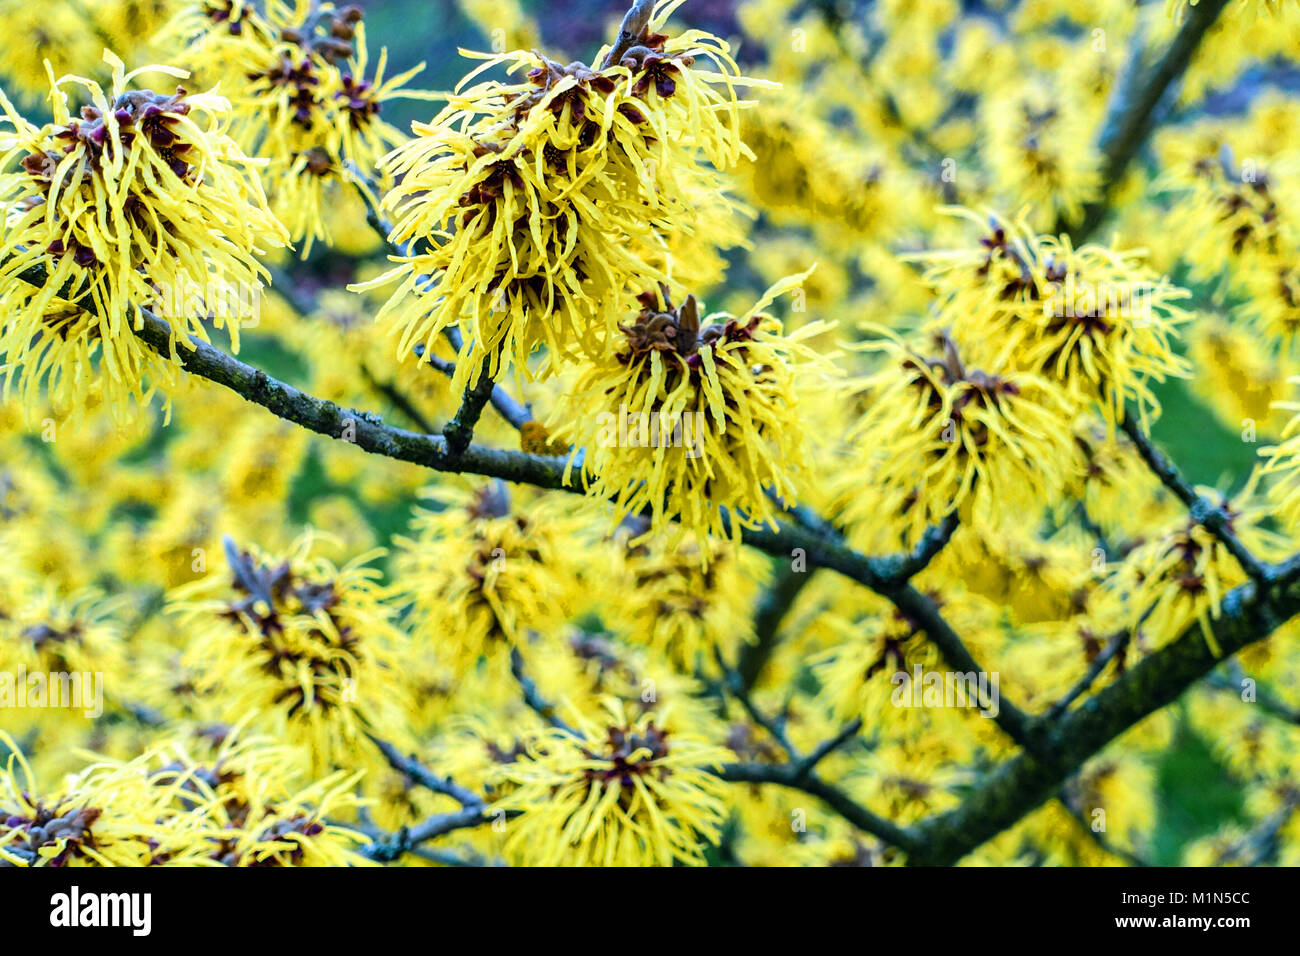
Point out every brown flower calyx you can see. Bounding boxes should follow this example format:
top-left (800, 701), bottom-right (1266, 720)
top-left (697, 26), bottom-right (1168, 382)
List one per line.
top-left (220, 537), bottom-right (350, 641)
top-left (3, 804), bottom-right (103, 866)
top-left (976, 217), bottom-right (1039, 300)
top-left (502, 57), bottom-right (617, 128)
top-left (466, 481), bottom-right (512, 520)
top-left (220, 541), bottom-right (361, 715)
top-left (203, 0), bottom-right (259, 37)
top-left (606, 21), bottom-right (688, 100)
top-left (20, 620), bottom-right (85, 651)
top-left (528, 56), bottom-right (618, 98)
top-left (619, 285), bottom-right (763, 369)
top-left (301, 145), bottom-right (335, 177)
top-left (584, 722), bottom-right (672, 786)
top-left (1211, 147), bottom-right (1279, 256)
top-left (568, 631), bottom-right (632, 684)
top-left (336, 72), bottom-right (380, 126)
top-left (38, 89), bottom-right (194, 179)
top-left (281, 4), bottom-right (363, 63)
top-left (627, 48), bottom-right (689, 99)
top-left (903, 332), bottom-right (1021, 426)
top-left (458, 153), bottom-right (525, 208)
top-left (253, 53), bottom-right (321, 128)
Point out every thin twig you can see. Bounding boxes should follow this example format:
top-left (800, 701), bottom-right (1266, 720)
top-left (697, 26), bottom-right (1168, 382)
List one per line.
top-left (598, 0), bottom-right (654, 69)
top-left (736, 561), bottom-right (814, 693)
top-left (359, 806), bottom-right (496, 862)
top-left (443, 346), bottom-right (503, 455)
top-left (509, 646), bottom-right (580, 736)
top-left (1046, 628), bottom-right (1133, 721)
top-left (415, 341), bottom-right (534, 432)
top-left (1061, 0), bottom-right (1232, 241)
top-left (359, 363), bottom-right (436, 434)
top-left (1118, 413), bottom-right (1271, 581)
top-left (368, 735), bottom-right (486, 809)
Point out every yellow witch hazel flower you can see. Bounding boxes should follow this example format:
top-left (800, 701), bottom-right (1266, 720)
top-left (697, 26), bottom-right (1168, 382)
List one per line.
top-left (1114, 468), bottom-right (1284, 647)
top-left (393, 482), bottom-right (577, 670)
top-left (846, 328), bottom-right (1078, 541)
top-left (162, 2), bottom-right (428, 252)
top-left (492, 699), bottom-right (730, 866)
top-left (1112, 488), bottom-right (1284, 655)
top-left (1163, 147), bottom-right (1300, 298)
top-left (607, 524), bottom-right (768, 671)
top-left (1188, 313), bottom-right (1291, 434)
top-left (980, 81), bottom-right (1102, 230)
top-left (225, 11), bottom-right (428, 253)
top-left (358, 0), bottom-right (761, 393)
top-left (0, 733), bottom-right (215, 867)
top-left (0, 580), bottom-right (126, 735)
top-left (554, 273), bottom-right (830, 547)
top-left (146, 728), bottom-right (372, 866)
top-left (0, 1), bottom-right (104, 103)
top-left (158, 1), bottom-right (286, 64)
top-left (0, 52), bottom-right (287, 422)
top-left (167, 533), bottom-right (413, 776)
top-left (916, 208), bottom-right (1191, 425)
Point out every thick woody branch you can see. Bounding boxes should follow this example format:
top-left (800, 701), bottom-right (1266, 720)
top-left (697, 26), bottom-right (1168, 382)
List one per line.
top-left (903, 575), bottom-right (1300, 865)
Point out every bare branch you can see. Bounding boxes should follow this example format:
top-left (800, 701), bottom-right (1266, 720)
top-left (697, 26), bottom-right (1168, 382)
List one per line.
top-left (509, 646), bottom-right (580, 736)
top-left (368, 735), bottom-right (486, 809)
top-left (1061, 0), bottom-right (1232, 241)
top-left (1119, 413), bottom-right (1271, 581)
top-left (1046, 628), bottom-right (1133, 721)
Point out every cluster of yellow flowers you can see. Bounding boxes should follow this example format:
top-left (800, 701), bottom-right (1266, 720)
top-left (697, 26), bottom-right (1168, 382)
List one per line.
top-left (1, 727), bottom-right (369, 866)
top-left (3, 0), bottom-right (1300, 872)
top-left (162, 1), bottom-right (429, 250)
top-left (359, 0), bottom-right (758, 391)
top-left (0, 53), bottom-right (286, 421)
